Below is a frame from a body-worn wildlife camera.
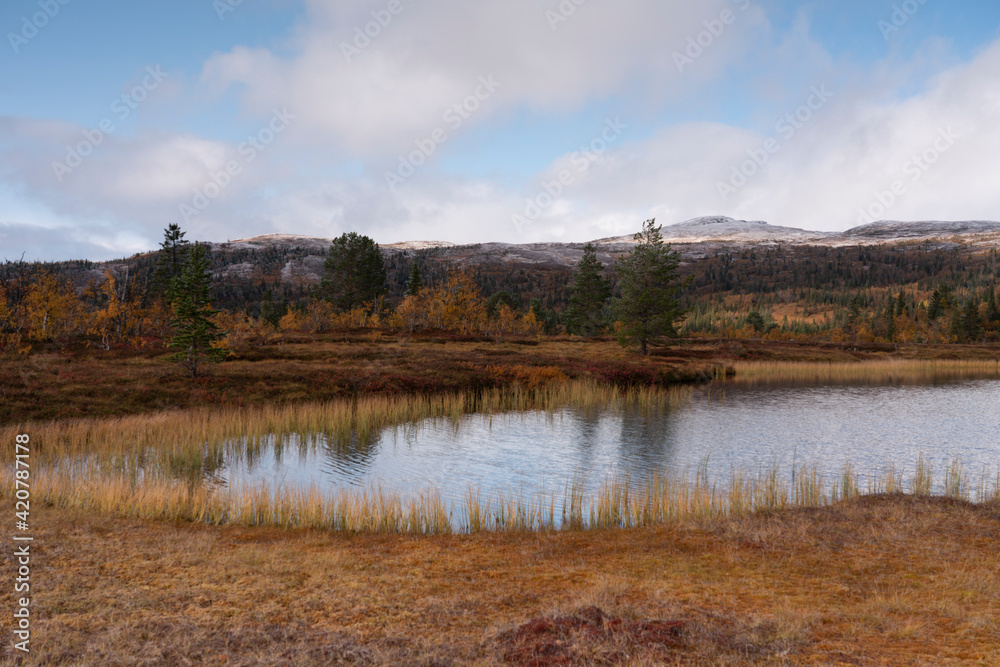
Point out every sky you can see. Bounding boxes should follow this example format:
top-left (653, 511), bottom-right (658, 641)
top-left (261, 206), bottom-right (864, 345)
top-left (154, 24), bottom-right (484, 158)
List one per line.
top-left (1, 0), bottom-right (999, 262)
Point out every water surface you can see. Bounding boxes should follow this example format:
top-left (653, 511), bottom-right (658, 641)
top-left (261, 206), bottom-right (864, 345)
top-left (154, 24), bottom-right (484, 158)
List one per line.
top-left (212, 378), bottom-right (1000, 504)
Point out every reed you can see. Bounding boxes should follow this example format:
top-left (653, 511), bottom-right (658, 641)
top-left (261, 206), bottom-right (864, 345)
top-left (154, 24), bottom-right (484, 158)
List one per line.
top-left (5, 455), bottom-right (997, 534)
top-left (911, 453), bottom-right (933, 496)
top-left (0, 380), bottom-right (692, 467)
top-left (3, 375), bottom-right (997, 534)
top-left (729, 359), bottom-right (1000, 386)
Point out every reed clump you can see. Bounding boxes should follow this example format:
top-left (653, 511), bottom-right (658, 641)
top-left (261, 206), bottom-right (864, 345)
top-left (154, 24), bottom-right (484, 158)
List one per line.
top-left (0, 380), bottom-right (692, 465)
top-left (730, 359), bottom-right (1000, 386)
top-left (3, 376), bottom-right (998, 535)
top-left (8, 457), bottom-right (997, 535)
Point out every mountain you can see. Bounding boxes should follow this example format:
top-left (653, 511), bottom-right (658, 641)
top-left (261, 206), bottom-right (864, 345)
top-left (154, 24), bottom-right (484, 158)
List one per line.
top-left (32, 215), bottom-right (1000, 315)
top-left (841, 220), bottom-right (1000, 240)
top-left (202, 217), bottom-right (1000, 285)
top-left (593, 216), bottom-right (833, 245)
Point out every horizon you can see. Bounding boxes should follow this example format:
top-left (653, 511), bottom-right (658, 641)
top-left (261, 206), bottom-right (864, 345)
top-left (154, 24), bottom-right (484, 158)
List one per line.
top-left (20, 215), bottom-right (1000, 266)
top-left (3, 1), bottom-right (1000, 262)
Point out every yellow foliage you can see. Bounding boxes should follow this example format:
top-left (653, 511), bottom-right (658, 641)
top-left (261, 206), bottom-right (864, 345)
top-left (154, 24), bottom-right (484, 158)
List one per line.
top-left (86, 271), bottom-right (151, 349)
top-left (483, 304), bottom-right (543, 342)
top-left (484, 364), bottom-right (568, 389)
top-left (210, 311), bottom-right (277, 357)
top-left (24, 271), bottom-right (79, 339)
top-left (389, 270), bottom-right (540, 340)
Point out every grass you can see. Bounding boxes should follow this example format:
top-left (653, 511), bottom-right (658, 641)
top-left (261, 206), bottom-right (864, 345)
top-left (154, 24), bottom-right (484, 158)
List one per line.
top-left (4, 350), bottom-right (1000, 662)
top-left (5, 494), bottom-right (1000, 664)
top-left (7, 444), bottom-right (998, 535)
top-left (729, 358), bottom-right (1000, 385)
top-left (4, 332), bottom-right (999, 423)
top-left (0, 335), bottom-right (710, 422)
top-left (5, 358), bottom-right (1000, 534)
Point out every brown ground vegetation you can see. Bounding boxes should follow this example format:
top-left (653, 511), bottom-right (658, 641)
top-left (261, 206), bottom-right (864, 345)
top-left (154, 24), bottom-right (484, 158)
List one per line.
top-left (3, 494), bottom-right (999, 665)
top-left (3, 333), bottom-right (998, 423)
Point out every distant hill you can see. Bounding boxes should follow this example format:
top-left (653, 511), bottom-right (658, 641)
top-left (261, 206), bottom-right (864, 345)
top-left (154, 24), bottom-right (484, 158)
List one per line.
top-left (19, 216), bottom-right (1000, 315)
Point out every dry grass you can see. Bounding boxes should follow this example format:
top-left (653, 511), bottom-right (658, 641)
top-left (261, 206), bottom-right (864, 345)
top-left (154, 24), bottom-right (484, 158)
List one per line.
top-left (730, 358), bottom-right (1000, 385)
top-left (1, 381), bottom-right (697, 533)
top-left (0, 335), bottom-right (707, 423)
top-left (3, 495), bottom-right (999, 664)
top-left (4, 366), bottom-right (998, 533)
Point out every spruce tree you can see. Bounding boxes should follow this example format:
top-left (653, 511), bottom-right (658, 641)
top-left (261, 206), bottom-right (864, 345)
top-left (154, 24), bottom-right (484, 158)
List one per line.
top-left (927, 288), bottom-right (945, 321)
top-left (405, 262), bottom-right (422, 297)
top-left (152, 224), bottom-right (190, 299)
top-left (168, 242), bottom-right (225, 378)
top-left (613, 220), bottom-right (689, 355)
top-left (319, 233), bottom-right (387, 311)
top-left (986, 286), bottom-right (1000, 325)
top-left (949, 306), bottom-right (966, 342)
top-left (885, 300), bottom-right (896, 342)
top-left (963, 299), bottom-right (983, 342)
top-left (564, 243), bottom-right (612, 337)
top-left (260, 289), bottom-right (287, 328)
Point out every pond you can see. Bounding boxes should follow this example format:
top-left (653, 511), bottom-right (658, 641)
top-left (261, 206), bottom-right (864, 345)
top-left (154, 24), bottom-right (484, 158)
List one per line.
top-left (211, 378), bottom-right (1000, 507)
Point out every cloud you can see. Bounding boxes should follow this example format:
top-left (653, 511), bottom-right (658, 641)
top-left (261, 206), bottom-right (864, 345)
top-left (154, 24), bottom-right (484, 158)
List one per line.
top-left (4, 2), bottom-right (1000, 261)
top-left (201, 0), bottom-right (757, 155)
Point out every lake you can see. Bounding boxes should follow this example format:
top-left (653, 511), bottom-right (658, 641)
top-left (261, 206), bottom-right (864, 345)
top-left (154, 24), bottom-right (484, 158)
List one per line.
top-left (211, 378), bottom-right (1000, 506)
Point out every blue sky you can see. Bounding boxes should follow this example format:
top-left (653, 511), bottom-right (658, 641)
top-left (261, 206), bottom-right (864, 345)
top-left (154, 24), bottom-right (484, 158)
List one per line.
top-left (2, 0), bottom-right (1000, 261)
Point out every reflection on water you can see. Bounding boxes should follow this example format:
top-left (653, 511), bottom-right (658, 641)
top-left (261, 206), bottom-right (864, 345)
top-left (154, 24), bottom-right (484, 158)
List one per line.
top-left (211, 379), bottom-right (1000, 504)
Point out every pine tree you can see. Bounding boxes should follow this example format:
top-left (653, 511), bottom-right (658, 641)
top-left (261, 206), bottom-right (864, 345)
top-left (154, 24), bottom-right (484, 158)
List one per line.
top-left (896, 291), bottom-right (907, 317)
top-left (927, 288), bottom-right (945, 321)
top-left (169, 243), bottom-right (225, 378)
top-left (746, 310), bottom-right (767, 334)
top-left (884, 299), bottom-right (896, 342)
top-left (152, 224), bottom-right (190, 299)
top-left (963, 299), bottom-right (983, 342)
top-left (486, 291), bottom-right (519, 318)
top-left (319, 233), bottom-right (387, 311)
top-left (564, 243), bottom-right (612, 337)
top-left (405, 262), bottom-right (422, 297)
top-left (986, 286), bottom-right (1000, 325)
top-left (949, 306), bottom-right (966, 342)
top-left (530, 298), bottom-right (558, 335)
top-left (260, 289), bottom-right (287, 328)
top-left (613, 220), bottom-right (689, 355)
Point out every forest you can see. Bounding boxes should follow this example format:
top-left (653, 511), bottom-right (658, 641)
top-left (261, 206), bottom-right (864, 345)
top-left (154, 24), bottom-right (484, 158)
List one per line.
top-left (3, 227), bottom-right (1000, 361)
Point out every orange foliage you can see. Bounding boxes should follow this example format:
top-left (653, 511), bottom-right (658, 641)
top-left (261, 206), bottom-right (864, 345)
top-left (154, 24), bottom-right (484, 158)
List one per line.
top-left (484, 364), bottom-right (568, 389)
top-left (23, 271), bottom-right (80, 339)
top-left (210, 311), bottom-right (277, 357)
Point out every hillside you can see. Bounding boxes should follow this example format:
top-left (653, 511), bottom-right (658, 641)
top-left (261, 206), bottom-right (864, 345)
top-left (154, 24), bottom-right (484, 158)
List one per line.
top-left (12, 216), bottom-right (1000, 320)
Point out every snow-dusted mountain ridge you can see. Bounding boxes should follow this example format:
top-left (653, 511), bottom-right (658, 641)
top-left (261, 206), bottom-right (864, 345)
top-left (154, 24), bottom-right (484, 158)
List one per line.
top-left (206, 217), bottom-right (1000, 282)
top-left (225, 217), bottom-right (1000, 252)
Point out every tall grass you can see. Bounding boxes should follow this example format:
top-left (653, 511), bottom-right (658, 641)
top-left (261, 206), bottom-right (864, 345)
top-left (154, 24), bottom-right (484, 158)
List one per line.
top-left (0, 380), bottom-right (692, 465)
top-left (729, 359), bottom-right (1000, 386)
top-left (3, 373), bottom-right (998, 534)
top-left (10, 456), bottom-right (998, 535)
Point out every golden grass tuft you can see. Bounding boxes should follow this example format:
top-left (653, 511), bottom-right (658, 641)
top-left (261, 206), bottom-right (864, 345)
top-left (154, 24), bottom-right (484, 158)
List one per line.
top-left (730, 358), bottom-right (1000, 385)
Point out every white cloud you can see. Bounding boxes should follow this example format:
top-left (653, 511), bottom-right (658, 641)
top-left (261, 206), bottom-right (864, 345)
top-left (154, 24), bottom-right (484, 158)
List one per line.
top-left (4, 3), bottom-right (1000, 261)
top-left (201, 0), bottom-right (757, 155)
